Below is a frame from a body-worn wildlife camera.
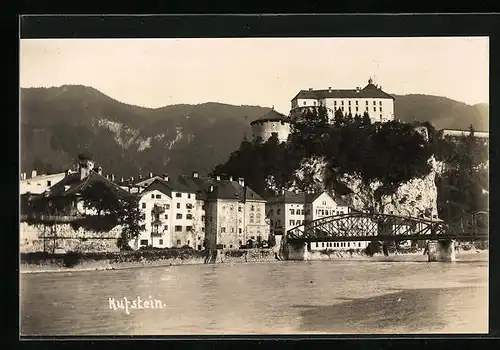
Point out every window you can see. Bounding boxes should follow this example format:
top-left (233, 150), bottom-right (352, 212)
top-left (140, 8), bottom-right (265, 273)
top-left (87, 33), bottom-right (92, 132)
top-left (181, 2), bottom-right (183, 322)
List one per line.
top-left (176, 213), bottom-right (182, 219)
top-left (164, 214), bottom-right (168, 219)
top-left (379, 107), bottom-right (382, 112)
top-left (142, 203), bottom-right (146, 209)
top-left (322, 243), bottom-right (325, 248)
top-left (379, 101), bottom-right (382, 105)
top-left (355, 100), bottom-right (359, 105)
top-left (341, 107), bottom-right (344, 111)
top-left (277, 209), bottom-right (281, 215)
top-left (251, 205), bottom-right (255, 211)
top-left (256, 213), bottom-right (261, 223)
top-left (201, 215), bottom-right (205, 222)
top-left (348, 107), bottom-right (351, 112)
top-left (159, 239), bottom-right (163, 245)
top-left (348, 100), bottom-right (351, 105)
top-left (140, 239), bottom-right (148, 246)
top-left (373, 101), bottom-right (376, 105)
top-left (177, 203), bottom-right (180, 209)
top-left (151, 194), bottom-right (155, 199)
top-left (358, 242), bottom-right (362, 247)
top-left (356, 107), bottom-right (359, 112)
top-left (256, 206), bottom-right (261, 212)
top-left (290, 209), bottom-right (295, 215)
top-left (176, 239), bottom-right (181, 246)
top-left (373, 107), bottom-right (376, 112)
top-left (164, 225), bottom-right (168, 230)
top-left (186, 214), bottom-right (193, 220)
top-left (366, 101), bottom-right (368, 105)
top-left (303, 101), bottom-right (306, 105)
top-left (380, 115), bottom-right (383, 120)
top-left (238, 206), bottom-right (242, 212)
top-left (176, 193), bottom-right (182, 198)
top-left (221, 227), bottom-right (226, 233)
top-left (229, 244), bottom-right (233, 248)
top-left (249, 214), bottom-right (254, 223)
top-left (239, 228), bottom-right (242, 234)
top-left (164, 204), bottom-right (170, 210)
top-left (186, 203), bottom-right (193, 209)
top-left (175, 226), bottom-right (182, 232)
top-left (313, 101), bottom-right (316, 106)
top-left (156, 194), bottom-right (161, 199)
top-left (290, 220), bottom-right (294, 226)
top-left (315, 242), bottom-right (318, 247)
top-left (47, 180), bottom-right (51, 186)
top-left (366, 107), bottom-right (369, 111)
top-left (187, 240), bottom-right (190, 245)
top-left (341, 100), bottom-right (344, 105)
top-left (188, 193), bottom-right (191, 199)
top-left (334, 101), bottom-right (337, 105)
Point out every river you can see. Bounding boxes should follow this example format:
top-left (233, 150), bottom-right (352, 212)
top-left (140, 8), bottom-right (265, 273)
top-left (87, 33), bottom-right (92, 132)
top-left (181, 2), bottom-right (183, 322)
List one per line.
top-left (20, 253), bottom-right (488, 335)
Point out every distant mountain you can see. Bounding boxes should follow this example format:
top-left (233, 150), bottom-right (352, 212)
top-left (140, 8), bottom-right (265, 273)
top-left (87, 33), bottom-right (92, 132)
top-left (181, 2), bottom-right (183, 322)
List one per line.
top-left (20, 85), bottom-right (489, 178)
top-left (393, 94), bottom-right (489, 132)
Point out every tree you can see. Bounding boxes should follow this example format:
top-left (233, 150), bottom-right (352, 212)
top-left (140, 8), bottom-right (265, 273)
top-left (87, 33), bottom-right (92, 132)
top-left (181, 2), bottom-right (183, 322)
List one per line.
top-left (80, 181), bottom-right (122, 216)
top-left (117, 196), bottom-right (145, 250)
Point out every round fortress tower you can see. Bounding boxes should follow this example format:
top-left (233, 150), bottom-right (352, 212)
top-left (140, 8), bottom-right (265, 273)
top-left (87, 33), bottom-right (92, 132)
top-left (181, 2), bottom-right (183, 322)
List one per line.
top-left (250, 108), bottom-right (292, 143)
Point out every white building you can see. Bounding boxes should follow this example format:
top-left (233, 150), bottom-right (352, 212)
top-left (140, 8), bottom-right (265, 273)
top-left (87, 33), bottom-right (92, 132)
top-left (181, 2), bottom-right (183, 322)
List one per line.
top-left (20, 170), bottom-right (66, 195)
top-left (134, 177), bottom-right (201, 250)
top-left (290, 78), bottom-right (395, 123)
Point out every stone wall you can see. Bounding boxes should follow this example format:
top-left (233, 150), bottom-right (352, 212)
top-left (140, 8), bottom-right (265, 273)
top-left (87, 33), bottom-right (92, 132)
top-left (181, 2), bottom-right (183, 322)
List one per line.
top-left (20, 221), bottom-right (121, 253)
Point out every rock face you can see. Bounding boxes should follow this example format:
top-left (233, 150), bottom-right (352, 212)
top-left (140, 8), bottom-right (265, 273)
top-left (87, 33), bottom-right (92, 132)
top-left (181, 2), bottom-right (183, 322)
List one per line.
top-left (283, 155), bottom-right (440, 219)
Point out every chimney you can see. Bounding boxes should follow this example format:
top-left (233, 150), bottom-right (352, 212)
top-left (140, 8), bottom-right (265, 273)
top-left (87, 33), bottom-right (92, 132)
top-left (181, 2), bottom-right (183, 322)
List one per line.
top-left (97, 166), bottom-right (103, 175)
top-left (281, 189), bottom-right (285, 195)
top-left (105, 174), bottom-right (109, 180)
top-left (238, 177), bottom-right (245, 187)
top-left (130, 176), bottom-right (134, 183)
top-left (120, 177), bottom-right (124, 183)
top-left (31, 170), bottom-right (37, 178)
top-left (111, 174), bottom-right (115, 182)
top-left (138, 174), bottom-right (143, 180)
top-left (356, 86), bottom-right (360, 93)
top-left (229, 176), bottom-right (233, 182)
top-left (209, 185), bottom-right (214, 192)
top-left (192, 171), bottom-right (199, 178)
top-left (328, 87), bottom-right (332, 93)
top-left (163, 173), bottom-right (169, 182)
top-left (216, 175), bottom-right (221, 181)
top-left (149, 172), bottom-right (153, 178)
top-left (308, 88), bottom-right (313, 91)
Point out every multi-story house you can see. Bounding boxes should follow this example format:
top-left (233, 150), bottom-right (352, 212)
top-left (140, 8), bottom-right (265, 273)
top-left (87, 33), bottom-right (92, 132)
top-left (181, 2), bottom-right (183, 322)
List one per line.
top-left (135, 176), bottom-right (201, 250)
top-left (290, 78), bottom-right (395, 124)
top-left (20, 170), bottom-right (66, 195)
top-left (266, 191), bottom-right (307, 237)
top-left (178, 173), bottom-right (268, 249)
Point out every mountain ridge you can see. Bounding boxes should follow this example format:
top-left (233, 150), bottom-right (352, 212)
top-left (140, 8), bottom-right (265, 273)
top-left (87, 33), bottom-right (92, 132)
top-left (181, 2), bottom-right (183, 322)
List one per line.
top-left (20, 85), bottom-right (489, 178)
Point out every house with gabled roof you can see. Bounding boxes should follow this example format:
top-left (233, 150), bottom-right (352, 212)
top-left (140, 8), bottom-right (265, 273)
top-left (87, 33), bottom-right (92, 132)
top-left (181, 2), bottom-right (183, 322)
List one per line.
top-left (134, 175), bottom-right (202, 250)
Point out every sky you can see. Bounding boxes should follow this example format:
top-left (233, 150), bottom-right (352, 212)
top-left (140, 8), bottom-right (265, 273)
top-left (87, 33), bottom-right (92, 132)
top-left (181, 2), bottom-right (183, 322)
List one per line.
top-left (20, 37), bottom-right (489, 115)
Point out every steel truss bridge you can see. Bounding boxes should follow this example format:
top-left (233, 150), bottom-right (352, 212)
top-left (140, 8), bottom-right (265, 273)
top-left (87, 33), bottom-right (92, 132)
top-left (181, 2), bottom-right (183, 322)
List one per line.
top-left (285, 211), bottom-right (489, 244)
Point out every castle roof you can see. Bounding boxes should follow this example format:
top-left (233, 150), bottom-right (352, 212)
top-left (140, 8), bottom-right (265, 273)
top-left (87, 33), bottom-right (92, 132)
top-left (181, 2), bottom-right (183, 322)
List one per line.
top-left (291, 80), bottom-right (395, 101)
top-left (250, 109), bottom-right (291, 125)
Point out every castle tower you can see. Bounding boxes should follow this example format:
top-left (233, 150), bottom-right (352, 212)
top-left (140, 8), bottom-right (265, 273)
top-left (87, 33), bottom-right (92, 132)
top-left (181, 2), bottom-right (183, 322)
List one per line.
top-left (250, 109), bottom-right (292, 143)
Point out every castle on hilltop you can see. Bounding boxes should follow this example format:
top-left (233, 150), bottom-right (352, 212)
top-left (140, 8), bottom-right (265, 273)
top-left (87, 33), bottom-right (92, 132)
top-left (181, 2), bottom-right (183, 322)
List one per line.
top-left (251, 78), bottom-right (395, 143)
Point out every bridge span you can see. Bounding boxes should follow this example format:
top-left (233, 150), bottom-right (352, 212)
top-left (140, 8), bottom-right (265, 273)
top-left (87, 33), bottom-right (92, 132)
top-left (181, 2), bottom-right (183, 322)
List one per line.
top-left (281, 211), bottom-right (488, 262)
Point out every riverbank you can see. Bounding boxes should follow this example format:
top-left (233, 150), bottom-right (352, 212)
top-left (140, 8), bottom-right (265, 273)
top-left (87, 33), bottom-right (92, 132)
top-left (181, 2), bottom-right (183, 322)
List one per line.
top-left (20, 247), bottom-right (488, 274)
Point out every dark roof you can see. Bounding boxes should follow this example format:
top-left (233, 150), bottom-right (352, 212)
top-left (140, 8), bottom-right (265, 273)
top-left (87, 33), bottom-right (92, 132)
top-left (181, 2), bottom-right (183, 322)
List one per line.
top-left (177, 175), bottom-right (264, 201)
top-left (291, 81), bottom-right (395, 101)
top-left (45, 171), bottom-right (135, 200)
top-left (267, 191), bottom-right (305, 204)
top-left (141, 178), bottom-right (196, 197)
top-left (250, 109), bottom-right (291, 125)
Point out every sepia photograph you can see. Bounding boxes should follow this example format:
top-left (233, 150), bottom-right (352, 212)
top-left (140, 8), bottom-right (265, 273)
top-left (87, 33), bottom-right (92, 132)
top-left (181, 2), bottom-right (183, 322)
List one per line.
top-left (19, 34), bottom-right (489, 336)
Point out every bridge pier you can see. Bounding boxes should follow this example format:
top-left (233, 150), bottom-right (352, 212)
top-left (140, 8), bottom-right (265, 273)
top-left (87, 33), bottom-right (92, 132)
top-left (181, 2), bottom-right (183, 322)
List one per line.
top-left (285, 241), bottom-right (309, 261)
top-left (427, 240), bottom-right (456, 262)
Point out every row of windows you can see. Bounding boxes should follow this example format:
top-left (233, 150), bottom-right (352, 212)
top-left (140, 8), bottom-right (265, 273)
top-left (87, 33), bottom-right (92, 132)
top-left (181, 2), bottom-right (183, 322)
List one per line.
top-left (150, 193), bottom-right (193, 199)
top-left (336, 106), bottom-right (383, 112)
top-left (142, 202), bottom-right (193, 209)
top-left (151, 213), bottom-right (194, 220)
top-left (149, 225), bottom-right (196, 232)
top-left (316, 209), bottom-right (345, 216)
top-left (220, 227), bottom-right (243, 234)
top-left (315, 242), bottom-right (362, 248)
top-left (221, 205), bottom-right (260, 212)
top-left (334, 100), bottom-right (383, 106)
top-left (139, 239), bottom-right (194, 246)
top-left (289, 220), bottom-right (305, 226)
top-left (270, 208), bottom-right (310, 216)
